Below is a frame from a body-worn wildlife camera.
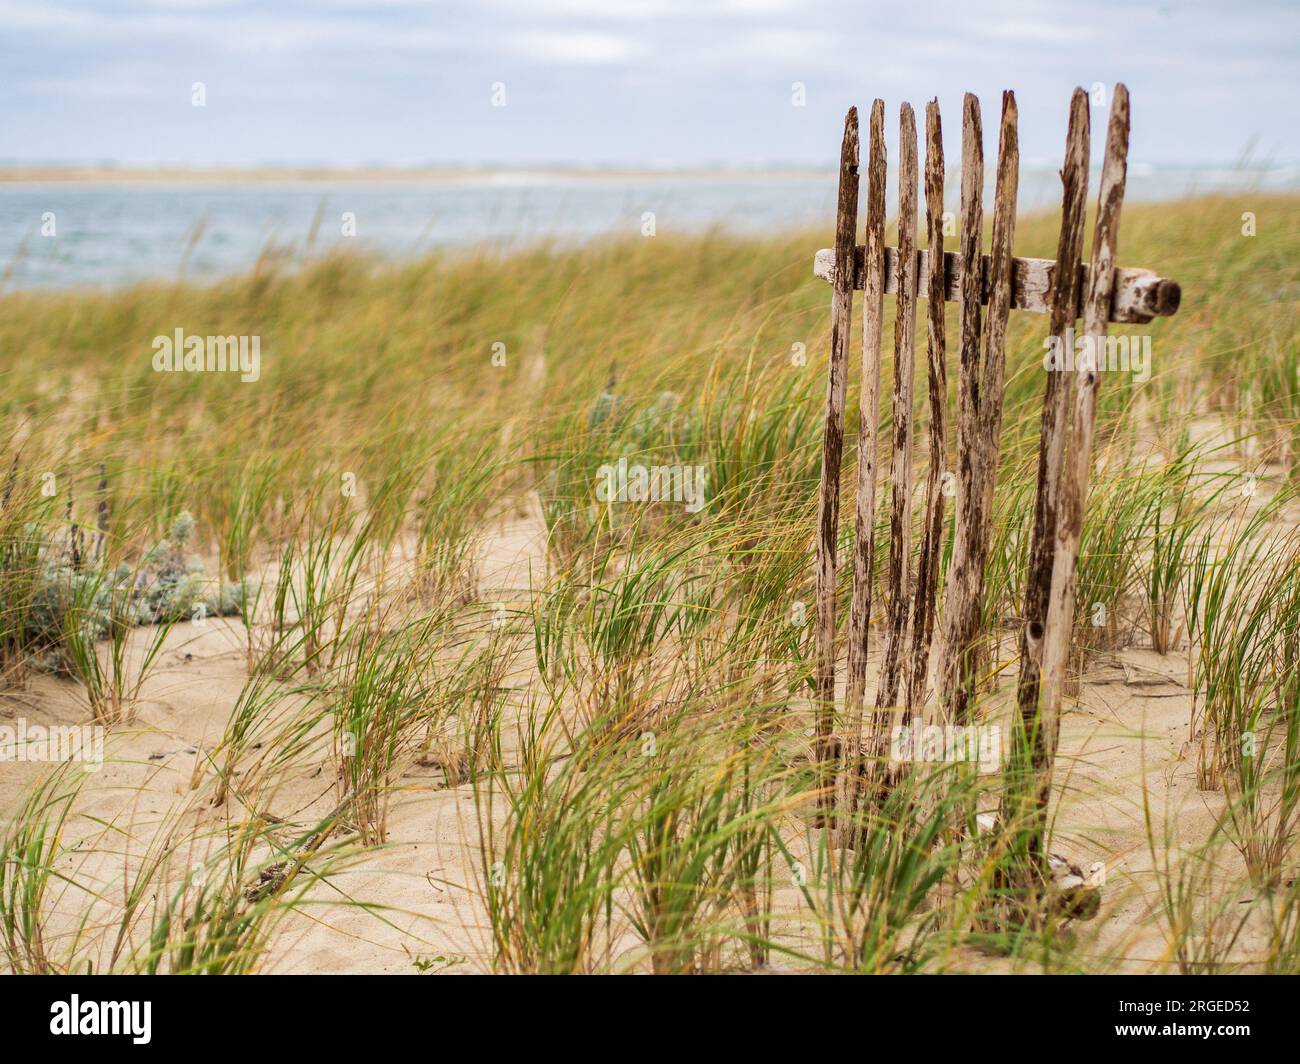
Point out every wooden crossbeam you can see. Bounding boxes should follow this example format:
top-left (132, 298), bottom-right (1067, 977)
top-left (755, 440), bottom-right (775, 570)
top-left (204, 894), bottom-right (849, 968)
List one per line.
top-left (812, 245), bottom-right (1180, 325)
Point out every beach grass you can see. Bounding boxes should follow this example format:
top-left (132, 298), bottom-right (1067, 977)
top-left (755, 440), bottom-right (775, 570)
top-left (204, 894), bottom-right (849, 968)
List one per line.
top-left (1, 193), bottom-right (1299, 973)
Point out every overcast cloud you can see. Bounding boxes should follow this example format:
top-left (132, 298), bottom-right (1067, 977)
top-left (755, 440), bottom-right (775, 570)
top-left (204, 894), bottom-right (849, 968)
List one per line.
top-left (0, 0), bottom-right (1294, 168)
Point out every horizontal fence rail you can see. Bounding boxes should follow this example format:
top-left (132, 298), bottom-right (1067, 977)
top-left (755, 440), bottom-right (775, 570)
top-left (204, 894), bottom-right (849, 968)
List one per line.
top-left (812, 246), bottom-right (1181, 324)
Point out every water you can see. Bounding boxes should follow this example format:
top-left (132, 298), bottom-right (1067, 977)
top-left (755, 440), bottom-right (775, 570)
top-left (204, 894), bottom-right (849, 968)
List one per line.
top-left (1, 164), bottom-right (1294, 291)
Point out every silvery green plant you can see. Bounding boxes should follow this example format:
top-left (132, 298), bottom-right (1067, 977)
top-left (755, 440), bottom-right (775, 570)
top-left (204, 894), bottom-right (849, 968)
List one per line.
top-left (25, 511), bottom-right (244, 678)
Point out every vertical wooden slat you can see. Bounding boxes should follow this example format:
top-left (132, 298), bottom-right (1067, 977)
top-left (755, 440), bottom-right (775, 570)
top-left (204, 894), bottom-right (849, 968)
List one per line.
top-left (936, 93), bottom-right (984, 722)
top-left (906, 97), bottom-right (947, 712)
top-left (845, 100), bottom-right (888, 719)
top-left (1039, 85), bottom-right (1130, 721)
top-left (875, 102), bottom-right (919, 710)
top-left (974, 92), bottom-right (1020, 582)
top-left (938, 91), bottom-right (1017, 725)
top-left (814, 107), bottom-right (860, 772)
top-left (1009, 88), bottom-right (1091, 856)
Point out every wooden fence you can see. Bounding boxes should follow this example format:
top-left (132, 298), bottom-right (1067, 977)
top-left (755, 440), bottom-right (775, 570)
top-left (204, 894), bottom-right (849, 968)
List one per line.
top-left (812, 85), bottom-right (1181, 855)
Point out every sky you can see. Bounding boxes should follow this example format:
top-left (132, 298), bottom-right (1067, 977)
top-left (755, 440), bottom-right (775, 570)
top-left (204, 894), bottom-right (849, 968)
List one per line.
top-left (0, 0), bottom-right (1295, 169)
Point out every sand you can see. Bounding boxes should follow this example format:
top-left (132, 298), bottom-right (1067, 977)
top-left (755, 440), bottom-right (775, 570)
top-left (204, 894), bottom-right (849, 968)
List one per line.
top-left (0, 485), bottom-right (1269, 974)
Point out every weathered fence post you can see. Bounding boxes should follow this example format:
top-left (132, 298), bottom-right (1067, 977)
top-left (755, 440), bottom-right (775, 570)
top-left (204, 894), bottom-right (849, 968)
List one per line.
top-left (1039, 85), bottom-right (1132, 748)
top-left (841, 100), bottom-right (887, 819)
top-left (974, 88), bottom-right (1021, 620)
top-left (875, 102), bottom-right (919, 711)
top-left (814, 107), bottom-right (860, 786)
top-left (1009, 87), bottom-right (1091, 865)
top-left (845, 101), bottom-right (887, 718)
top-left (935, 93), bottom-right (985, 724)
top-left (906, 98), bottom-right (947, 714)
top-left (937, 91), bottom-right (1018, 726)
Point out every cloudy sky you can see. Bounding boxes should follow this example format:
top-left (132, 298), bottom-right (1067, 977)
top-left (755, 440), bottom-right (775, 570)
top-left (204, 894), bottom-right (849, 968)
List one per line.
top-left (0, 0), bottom-right (1294, 169)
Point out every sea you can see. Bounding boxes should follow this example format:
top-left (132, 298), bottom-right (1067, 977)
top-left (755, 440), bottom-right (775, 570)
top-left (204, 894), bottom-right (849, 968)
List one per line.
top-left (1, 164), bottom-right (1294, 290)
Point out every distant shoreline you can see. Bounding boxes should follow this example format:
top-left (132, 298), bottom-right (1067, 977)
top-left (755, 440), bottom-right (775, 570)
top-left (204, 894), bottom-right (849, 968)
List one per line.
top-left (0, 166), bottom-right (836, 186)
top-left (4, 162), bottom-right (1294, 189)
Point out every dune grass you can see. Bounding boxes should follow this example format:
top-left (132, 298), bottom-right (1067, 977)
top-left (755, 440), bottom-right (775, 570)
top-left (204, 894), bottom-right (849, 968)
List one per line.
top-left (1, 194), bottom-right (1299, 973)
